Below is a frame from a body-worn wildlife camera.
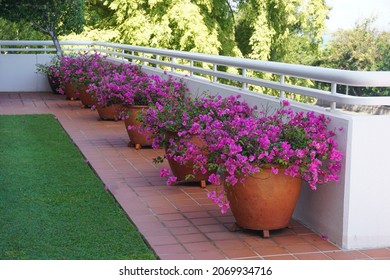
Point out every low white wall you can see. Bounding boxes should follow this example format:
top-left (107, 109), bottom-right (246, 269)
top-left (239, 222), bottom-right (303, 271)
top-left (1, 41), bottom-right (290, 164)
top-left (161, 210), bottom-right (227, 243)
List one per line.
top-left (344, 116), bottom-right (390, 249)
top-left (0, 54), bottom-right (52, 92)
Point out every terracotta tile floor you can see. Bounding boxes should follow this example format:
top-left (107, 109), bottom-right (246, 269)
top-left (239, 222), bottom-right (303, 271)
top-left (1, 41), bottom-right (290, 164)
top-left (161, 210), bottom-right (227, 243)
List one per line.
top-left (1, 92), bottom-right (390, 260)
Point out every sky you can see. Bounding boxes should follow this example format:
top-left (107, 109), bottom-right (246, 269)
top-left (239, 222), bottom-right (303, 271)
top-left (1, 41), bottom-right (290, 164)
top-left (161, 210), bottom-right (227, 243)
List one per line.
top-left (325, 0), bottom-right (390, 33)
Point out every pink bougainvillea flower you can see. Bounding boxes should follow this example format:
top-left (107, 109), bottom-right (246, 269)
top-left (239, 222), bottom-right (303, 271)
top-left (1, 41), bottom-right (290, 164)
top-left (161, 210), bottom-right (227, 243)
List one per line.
top-left (271, 166), bottom-right (279, 175)
top-left (166, 176), bottom-right (178, 186)
top-left (160, 168), bottom-right (171, 178)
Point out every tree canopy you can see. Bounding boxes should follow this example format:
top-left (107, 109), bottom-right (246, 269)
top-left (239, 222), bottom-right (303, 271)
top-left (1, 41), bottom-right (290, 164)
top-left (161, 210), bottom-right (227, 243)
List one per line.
top-left (235, 0), bottom-right (329, 63)
top-left (0, 0), bottom-right (86, 55)
top-left (319, 18), bottom-right (390, 96)
top-left (96, 0), bottom-right (239, 56)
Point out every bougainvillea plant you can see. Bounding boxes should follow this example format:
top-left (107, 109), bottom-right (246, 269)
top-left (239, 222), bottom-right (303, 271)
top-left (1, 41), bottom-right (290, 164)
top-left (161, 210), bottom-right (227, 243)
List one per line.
top-left (142, 94), bottom-right (343, 213)
top-left (200, 98), bottom-right (342, 212)
top-left (89, 62), bottom-right (145, 108)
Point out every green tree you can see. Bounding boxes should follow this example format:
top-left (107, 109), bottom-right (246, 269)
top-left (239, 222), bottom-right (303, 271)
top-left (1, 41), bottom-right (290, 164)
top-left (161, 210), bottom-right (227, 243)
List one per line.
top-left (321, 18), bottom-right (386, 71)
top-left (319, 18), bottom-right (390, 96)
top-left (233, 0), bottom-right (329, 102)
top-left (0, 18), bottom-right (49, 40)
top-left (94, 0), bottom-right (238, 56)
top-left (0, 0), bottom-right (86, 55)
top-left (235, 0), bottom-right (329, 63)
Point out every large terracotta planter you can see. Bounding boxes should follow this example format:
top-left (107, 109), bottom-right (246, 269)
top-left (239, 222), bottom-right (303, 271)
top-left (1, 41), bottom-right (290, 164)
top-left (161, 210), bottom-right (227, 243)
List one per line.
top-left (96, 104), bottom-right (123, 121)
top-left (124, 106), bottom-right (153, 149)
top-left (63, 83), bottom-right (79, 100)
top-left (225, 166), bottom-right (301, 237)
top-left (165, 133), bottom-right (210, 188)
top-left (78, 86), bottom-right (96, 108)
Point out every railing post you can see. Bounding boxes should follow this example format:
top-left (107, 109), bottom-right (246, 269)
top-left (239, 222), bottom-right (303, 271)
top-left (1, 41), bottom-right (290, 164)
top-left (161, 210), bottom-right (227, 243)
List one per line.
top-left (242, 68), bottom-right (247, 90)
top-left (171, 57), bottom-right (175, 73)
top-left (213, 64), bottom-right (217, 82)
top-left (331, 83), bottom-right (337, 110)
top-left (190, 60), bottom-right (194, 77)
top-left (155, 55), bottom-right (160, 69)
top-left (280, 75), bottom-right (285, 98)
top-left (142, 52), bottom-right (146, 66)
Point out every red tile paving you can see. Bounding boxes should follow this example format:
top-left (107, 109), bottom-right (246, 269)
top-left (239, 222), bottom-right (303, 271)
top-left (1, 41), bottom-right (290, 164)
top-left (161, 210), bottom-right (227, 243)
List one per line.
top-left (1, 91), bottom-right (390, 260)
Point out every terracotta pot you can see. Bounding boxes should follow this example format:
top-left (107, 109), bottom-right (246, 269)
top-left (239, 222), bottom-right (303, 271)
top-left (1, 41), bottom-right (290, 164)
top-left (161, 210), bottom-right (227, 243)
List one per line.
top-left (78, 86), bottom-right (96, 108)
top-left (225, 166), bottom-right (301, 237)
top-left (124, 106), bottom-right (153, 149)
top-left (64, 83), bottom-right (79, 100)
top-left (47, 74), bottom-right (61, 94)
top-left (165, 132), bottom-right (210, 187)
top-left (96, 104), bottom-right (123, 121)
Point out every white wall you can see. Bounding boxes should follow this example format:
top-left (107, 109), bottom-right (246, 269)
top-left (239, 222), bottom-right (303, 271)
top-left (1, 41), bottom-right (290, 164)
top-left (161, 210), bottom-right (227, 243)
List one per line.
top-left (0, 54), bottom-right (52, 92)
top-left (344, 116), bottom-right (390, 249)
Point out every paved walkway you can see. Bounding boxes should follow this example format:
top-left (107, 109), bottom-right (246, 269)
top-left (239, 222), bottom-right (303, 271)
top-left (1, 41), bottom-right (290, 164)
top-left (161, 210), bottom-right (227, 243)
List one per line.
top-left (1, 92), bottom-right (390, 260)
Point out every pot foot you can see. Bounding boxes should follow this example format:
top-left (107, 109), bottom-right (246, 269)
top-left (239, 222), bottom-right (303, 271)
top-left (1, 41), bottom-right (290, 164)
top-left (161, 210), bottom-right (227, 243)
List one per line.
top-left (227, 223), bottom-right (242, 232)
top-left (135, 144), bottom-right (142, 150)
top-left (262, 230), bottom-right (270, 238)
top-left (200, 180), bottom-right (206, 188)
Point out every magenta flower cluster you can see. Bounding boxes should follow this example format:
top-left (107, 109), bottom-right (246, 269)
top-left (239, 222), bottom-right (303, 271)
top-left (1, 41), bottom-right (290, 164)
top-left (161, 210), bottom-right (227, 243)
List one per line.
top-left (199, 97), bottom-right (343, 190)
top-left (88, 63), bottom-right (145, 107)
top-left (40, 52), bottom-right (188, 111)
top-left (55, 51), bottom-right (112, 94)
top-left (141, 94), bottom-right (343, 213)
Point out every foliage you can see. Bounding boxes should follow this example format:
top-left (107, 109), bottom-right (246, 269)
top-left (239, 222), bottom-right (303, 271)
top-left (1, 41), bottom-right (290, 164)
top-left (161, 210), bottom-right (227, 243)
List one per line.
top-left (0, 18), bottom-right (49, 41)
top-left (0, 0), bottom-right (86, 55)
top-left (318, 18), bottom-right (390, 96)
top-left (36, 55), bottom-right (62, 78)
top-left (235, 0), bottom-right (329, 63)
top-left (87, 0), bottom-right (239, 57)
top-left (232, 0), bottom-right (329, 102)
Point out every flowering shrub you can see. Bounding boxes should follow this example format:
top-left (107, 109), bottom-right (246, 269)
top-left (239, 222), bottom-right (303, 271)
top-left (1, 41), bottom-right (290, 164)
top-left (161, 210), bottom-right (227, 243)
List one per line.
top-left (58, 52), bottom-right (113, 94)
top-left (200, 98), bottom-right (342, 187)
top-left (139, 94), bottom-right (202, 149)
top-left (142, 94), bottom-right (343, 213)
top-left (36, 55), bottom-right (61, 79)
top-left (38, 51), bottom-right (112, 96)
top-left (132, 74), bottom-right (188, 106)
top-left (139, 94), bottom-right (255, 184)
top-left (36, 55), bottom-right (62, 93)
top-left (89, 63), bottom-right (145, 107)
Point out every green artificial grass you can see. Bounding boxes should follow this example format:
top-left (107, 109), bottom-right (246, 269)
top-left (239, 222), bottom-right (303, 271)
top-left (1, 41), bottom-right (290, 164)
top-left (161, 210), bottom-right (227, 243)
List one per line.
top-left (0, 114), bottom-right (156, 260)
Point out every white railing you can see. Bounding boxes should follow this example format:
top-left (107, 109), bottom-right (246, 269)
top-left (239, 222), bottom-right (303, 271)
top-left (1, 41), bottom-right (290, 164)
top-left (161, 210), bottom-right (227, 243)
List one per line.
top-left (1, 40), bottom-right (390, 110)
